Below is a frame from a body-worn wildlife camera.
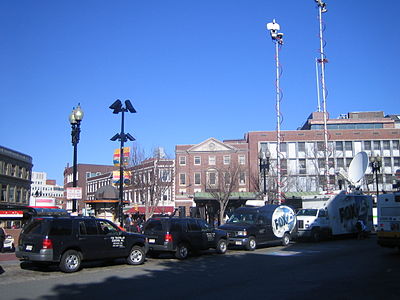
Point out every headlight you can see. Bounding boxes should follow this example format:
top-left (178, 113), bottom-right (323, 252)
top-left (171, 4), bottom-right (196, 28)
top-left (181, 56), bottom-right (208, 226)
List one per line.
top-left (237, 230), bottom-right (247, 236)
top-left (305, 224), bottom-right (309, 228)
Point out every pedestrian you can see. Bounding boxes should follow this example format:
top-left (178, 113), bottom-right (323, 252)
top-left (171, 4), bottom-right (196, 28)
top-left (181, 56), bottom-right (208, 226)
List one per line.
top-left (0, 221), bottom-right (6, 253)
top-left (124, 214), bottom-right (132, 231)
top-left (356, 219), bottom-right (367, 240)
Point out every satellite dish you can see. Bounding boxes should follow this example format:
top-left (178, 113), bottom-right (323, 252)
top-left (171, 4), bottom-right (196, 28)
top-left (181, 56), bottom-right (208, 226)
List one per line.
top-left (348, 151), bottom-right (369, 185)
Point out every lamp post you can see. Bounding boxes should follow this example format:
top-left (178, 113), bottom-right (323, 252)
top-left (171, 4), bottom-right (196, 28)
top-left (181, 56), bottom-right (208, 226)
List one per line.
top-left (109, 99), bottom-right (136, 227)
top-left (69, 104), bottom-right (84, 213)
top-left (370, 154), bottom-right (382, 197)
top-left (259, 149), bottom-right (270, 202)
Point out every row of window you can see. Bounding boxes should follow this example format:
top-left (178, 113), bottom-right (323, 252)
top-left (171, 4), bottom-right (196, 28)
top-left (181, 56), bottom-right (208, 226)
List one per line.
top-left (179, 155), bottom-right (246, 166)
top-left (179, 172), bottom-right (247, 186)
top-left (0, 160), bottom-right (31, 180)
top-left (310, 123), bottom-right (384, 130)
top-left (264, 140), bottom-right (400, 153)
top-left (0, 184), bottom-right (30, 203)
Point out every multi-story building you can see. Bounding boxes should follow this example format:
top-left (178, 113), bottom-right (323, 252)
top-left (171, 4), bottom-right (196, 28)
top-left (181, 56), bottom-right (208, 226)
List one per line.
top-left (30, 172), bottom-right (64, 208)
top-left (175, 111), bottom-right (400, 210)
top-left (63, 163), bottom-right (116, 213)
top-left (245, 111), bottom-right (400, 195)
top-left (0, 146), bottom-right (32, 207)
top-left (86, 157), bottom-right (175, 217)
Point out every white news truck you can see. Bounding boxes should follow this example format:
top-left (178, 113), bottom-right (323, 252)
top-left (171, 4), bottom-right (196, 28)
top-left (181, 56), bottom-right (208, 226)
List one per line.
top-left (296, 191), bottom-right (373, 241)
top-left (377, 192), bottom-right (400, 250)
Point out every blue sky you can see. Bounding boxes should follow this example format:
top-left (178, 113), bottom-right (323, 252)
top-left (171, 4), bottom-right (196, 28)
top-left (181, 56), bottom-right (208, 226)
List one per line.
top-left (1, 1), bottom-right (399, 185)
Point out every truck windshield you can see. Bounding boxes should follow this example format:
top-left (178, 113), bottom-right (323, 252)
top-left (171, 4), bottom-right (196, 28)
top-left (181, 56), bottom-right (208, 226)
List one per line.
top-left (227, 212), bottom-right (256, 224)
top-left (297, 209), bottom-right (318, 217)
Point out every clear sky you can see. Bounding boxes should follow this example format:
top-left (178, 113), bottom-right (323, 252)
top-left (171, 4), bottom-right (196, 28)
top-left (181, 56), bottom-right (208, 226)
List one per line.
top-left (1, 1), bottom-right (399, 185)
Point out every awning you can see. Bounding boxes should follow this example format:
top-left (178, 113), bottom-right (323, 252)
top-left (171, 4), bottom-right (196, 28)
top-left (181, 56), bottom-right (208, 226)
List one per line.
top-left (125, 206), bottom-right (175, 214)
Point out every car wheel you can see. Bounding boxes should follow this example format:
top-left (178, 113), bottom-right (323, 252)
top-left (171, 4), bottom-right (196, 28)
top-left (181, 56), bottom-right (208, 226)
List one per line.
top-left (282, 233), bottom-right (290, 246)
top-left (175, 243), bottom-right (189, 260)
top-left (246, 236), bottom-right (257, 251)
top-left (312, 229), bottom-right (320, 242)
top-left (59, 250), bottom-right (81, 273)
top-left (127, 245), bottom-right (145, 265)
top-left (216, 239), bottom-right (227, 254)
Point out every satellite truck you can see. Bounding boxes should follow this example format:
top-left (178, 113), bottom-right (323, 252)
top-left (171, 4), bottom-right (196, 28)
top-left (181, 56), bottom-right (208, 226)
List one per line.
top-left (295, 151), bottom-right (374, 241)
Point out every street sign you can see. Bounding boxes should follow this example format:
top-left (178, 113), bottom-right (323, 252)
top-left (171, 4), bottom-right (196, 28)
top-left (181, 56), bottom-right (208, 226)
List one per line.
top-left (66, 187), bottom-right (82, 200)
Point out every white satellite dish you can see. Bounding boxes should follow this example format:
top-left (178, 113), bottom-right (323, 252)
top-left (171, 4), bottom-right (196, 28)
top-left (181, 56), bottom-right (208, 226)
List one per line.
top-left (348, 151), bottom-right (369, 185)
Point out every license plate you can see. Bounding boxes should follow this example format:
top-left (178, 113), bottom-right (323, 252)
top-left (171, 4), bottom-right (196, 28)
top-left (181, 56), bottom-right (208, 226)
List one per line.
top-left (148, 239), bottom-right (156, 244)
top-left (235, 241), bottom-right (242, 245)
top-left (26, 245), bottom-right (33, 251)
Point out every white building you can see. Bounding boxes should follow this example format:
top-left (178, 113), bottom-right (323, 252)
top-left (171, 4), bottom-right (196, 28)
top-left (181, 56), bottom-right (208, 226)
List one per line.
top-left (30, 171), bottom-right (64, 207)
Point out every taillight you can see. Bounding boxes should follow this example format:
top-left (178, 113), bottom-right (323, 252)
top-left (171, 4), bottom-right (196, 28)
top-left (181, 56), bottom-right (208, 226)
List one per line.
top-left (165, 233), bottom-right (173, 243)
top-left (42, 238), bottom-right (53, 249)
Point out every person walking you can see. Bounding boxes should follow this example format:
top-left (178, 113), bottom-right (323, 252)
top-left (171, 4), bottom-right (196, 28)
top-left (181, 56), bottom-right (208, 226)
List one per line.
top-left (0, 221), bottom-right (6, 253)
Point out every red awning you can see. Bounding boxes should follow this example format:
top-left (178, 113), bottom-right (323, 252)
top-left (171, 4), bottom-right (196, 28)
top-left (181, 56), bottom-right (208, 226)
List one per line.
top-left (126, 206), bottom-right (175, 215)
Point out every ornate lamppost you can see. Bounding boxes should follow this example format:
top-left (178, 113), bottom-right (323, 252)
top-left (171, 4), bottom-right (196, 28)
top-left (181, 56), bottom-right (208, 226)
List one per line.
top-left (109, 99), bottom-right (136, 226)
top-left (259, 149), bottom-right (270, 202)
top-left (69, 104), bottom-right (84, 213)
top-left (370, 154), bottom-right (382, 197)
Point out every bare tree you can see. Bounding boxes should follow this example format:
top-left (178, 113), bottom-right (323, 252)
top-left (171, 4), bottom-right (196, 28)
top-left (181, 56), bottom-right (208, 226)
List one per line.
top-left (204, 162), bottom-right (244, 225)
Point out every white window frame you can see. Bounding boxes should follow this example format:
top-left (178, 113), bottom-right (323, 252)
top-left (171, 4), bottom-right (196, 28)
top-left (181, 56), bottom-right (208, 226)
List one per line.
top-left (223, 155), bottom-right (231, 165)
top-left (194, 156), bottom-right (201, 165)
top-left (194, 172), bottom-right (201, 185)
top-left (179, 156), bottom-right (186, 166)
top-left (239, 155), bottom-right (245, 165)
top-left (209, 156), bottom-right (216, 165)
top-left (179, 173), bottom-right (186, 186)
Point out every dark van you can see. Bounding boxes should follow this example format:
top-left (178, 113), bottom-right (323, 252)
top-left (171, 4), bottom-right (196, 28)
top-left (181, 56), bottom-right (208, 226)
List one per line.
top-left (219, 205), bottom-right (297, 250)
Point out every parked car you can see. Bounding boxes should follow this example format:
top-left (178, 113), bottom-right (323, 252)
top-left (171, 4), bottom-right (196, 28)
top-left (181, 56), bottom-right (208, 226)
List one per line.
top-left (16, 216), bottom-right (148, 273)
top-left (3, 235), bottom-right (15, 252)
top-left (143, 217), bottom-right (228, 259)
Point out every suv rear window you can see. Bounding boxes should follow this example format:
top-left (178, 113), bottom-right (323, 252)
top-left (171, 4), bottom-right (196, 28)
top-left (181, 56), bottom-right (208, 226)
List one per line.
top-left (145, 220), bottom-right (163, 231)
top-left (49, 219), bottom-right (73, 236)
top-left (23, 220), bottom-right (46, 235)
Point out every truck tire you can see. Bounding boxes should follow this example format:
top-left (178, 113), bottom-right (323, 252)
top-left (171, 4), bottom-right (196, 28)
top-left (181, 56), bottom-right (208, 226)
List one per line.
top-left (216, 239), bottom-right (227, 254)
top-left (59, 250), bottom-right (82, 273)
top-left (282, 233), bottom-right (290, 246)
top-left (175, 243), bottom-right (189, 259)
top-left (127, 245), bottom-right (145, 265)
top-left (246, 236), bottom-right (257, 251)
top-left (312, 229), bottom-right (320, 242)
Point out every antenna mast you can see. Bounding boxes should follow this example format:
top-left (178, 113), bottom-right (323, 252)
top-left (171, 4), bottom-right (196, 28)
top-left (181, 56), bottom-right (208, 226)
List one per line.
top-left (266, 19), bottom-right (284, 204)
top-left (315, 0), bottom-right (330, 192)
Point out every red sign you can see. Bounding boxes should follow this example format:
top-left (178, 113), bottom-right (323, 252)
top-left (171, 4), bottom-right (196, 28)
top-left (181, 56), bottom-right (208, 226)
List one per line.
top-left (0, 210), bottom-right (24, 218)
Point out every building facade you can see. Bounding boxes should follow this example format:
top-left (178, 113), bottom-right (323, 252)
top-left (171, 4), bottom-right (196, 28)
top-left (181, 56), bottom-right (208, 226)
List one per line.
top-left (30, 172), bottom-right (64, 208)
top-left (0, 146), bottom-right (32, 207)
top-left (63, 163), bottom-right (116, 213)
top-left (86, 157), bottom-right (175, 217)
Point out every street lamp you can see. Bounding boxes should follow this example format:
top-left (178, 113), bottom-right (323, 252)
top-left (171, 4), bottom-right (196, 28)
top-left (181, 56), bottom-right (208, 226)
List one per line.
top-left (69, 103), bottom-right (84, 213)
top-left (370, 154), bottom-right (382, 197)
top-left (259, 149), bottom-right (270, 201)
top-left (109, 99), bottom-right (136, 226)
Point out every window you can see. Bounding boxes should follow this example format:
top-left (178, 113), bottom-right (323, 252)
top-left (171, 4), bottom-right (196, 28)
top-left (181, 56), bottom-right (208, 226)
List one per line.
top-left (383, 141), bottom-right (390, 150)
top-left (145, 220), bottom-right (163, 232)
top-left (393, 140), bottom-right (399, 150)
top-left (160, 170), bottom-right (171, 182)
top-left (239, 155), bottom-right (245, 165)
top-left (194, 156), bottom-right (201, 165)
top-left (384, 157), bottom-right (392, 167)
top-left (281, 143), bottom-right (287, 152)
top-left (224, 172), bottom-right (231, 185)
top-left (336, 141), bottom-right (343, 151)
top-left (317, 142), bottom-right (325, 151)
top-left (364, 141), bottom-right (371, 151)
top-left (281, 159), bottom-right (287, 175)
top-left (223, 155), bottom-right (231, 165)
top-left (394, 157), bottom-right (400, 167)
top-left (337, 158), bottom-right (344, 168)
top-left (328, 158), bottom-right (334, 168)
top-left (373, 141), bottom-right (381, 150)
top-left (208, 172), bottom-right (217, 185)
top-left (194, 173), bottom-right (201, 185)
top-left (179, 173), bottom-right (186, 185)
top-left (298, 142), bottom-right (305, 152)
top-left (187, 220), bottom-right (201, 231)
top-left (345, 141), bottom-right (353, 151)
top-left (239, 172), bottom-right (246, 185)
top-left (299, 159), bottom-right (306, 174)
top-left (49, 220), bottom-right (73, 236)
top-left (209, 156), bottom-right (216, 165)
top-left (179, 156), bottom-right (186, 165)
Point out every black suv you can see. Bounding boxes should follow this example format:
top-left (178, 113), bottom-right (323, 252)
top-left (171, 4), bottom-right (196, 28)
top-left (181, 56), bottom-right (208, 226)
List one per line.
top-left (143, 217), bottom-right (228, 259)
top-left (16, 216), bottom-right (148, 273)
